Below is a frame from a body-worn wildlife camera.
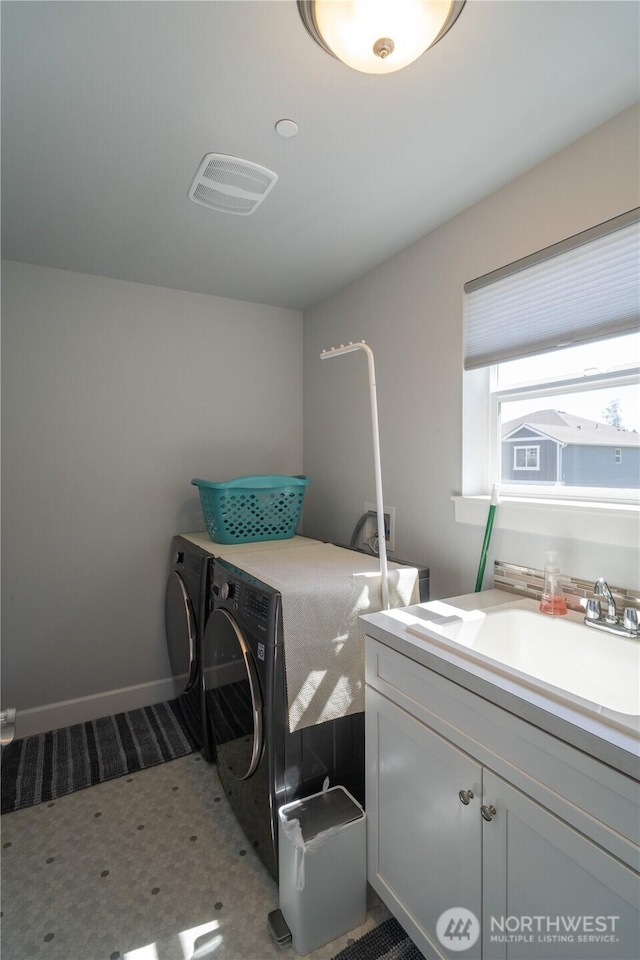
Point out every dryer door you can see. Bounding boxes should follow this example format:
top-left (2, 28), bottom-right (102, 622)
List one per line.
top-left (204, 608), bottom-right (263, 780)
top-left (165, 571), bottom-right (198, 692)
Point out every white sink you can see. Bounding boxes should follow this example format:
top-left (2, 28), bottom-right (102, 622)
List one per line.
top-left (406, 599), bottom-right (640, 724)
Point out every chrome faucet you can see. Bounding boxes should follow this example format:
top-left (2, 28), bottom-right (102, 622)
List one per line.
top-left (582, 579), bottom-right (640, 638)
top-left (594, 578), bottom-right (618, 624)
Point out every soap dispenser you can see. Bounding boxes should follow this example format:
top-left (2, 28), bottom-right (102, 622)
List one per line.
top-left (539, 551), bottom-right (568, 616)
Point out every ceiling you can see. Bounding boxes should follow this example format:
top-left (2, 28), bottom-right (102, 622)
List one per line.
top-left (2, 1), bottom-right (639, 311)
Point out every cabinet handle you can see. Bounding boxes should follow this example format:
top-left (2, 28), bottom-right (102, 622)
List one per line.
top-left (481, 804), bottom-right (497, 822)
top-left (458, 789), bottom-right (474, 805)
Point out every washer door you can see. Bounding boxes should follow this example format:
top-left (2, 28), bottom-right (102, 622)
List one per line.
top-left (165, 571), bottom-right (198, 692)
top-left (204, 608), bottom-right (263, 780)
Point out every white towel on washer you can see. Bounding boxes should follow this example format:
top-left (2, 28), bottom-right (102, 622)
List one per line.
top-left (181, 532), bottom-right (320, 557)
top-left (209, 540), bottom-right (419, 732)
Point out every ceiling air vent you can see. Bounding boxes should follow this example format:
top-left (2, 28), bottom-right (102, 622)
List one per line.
top-left (188, 154), bottom-right (278, 216)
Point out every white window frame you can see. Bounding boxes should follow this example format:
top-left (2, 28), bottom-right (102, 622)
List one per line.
top-left (615, 448), bottom-right (622, 464)
top-left (512, 445), bottom-right (540, 471)
top-left (458, 362), bottom-right (640, 547)
top-left (488, 365), bottom-right (640, 503)
top-left (459, 209), bottom-right (639, 545)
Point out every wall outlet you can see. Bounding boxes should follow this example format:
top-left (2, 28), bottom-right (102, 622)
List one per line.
top-left (364, 502), bottom-right (395, 552)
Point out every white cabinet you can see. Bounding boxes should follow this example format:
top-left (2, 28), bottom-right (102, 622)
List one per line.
top-left (482, 771), bottom-right (639, 960)
top-left (365, 637), bottom-right (640, 960)
top-left (367, 687), bottom-right (481, 959)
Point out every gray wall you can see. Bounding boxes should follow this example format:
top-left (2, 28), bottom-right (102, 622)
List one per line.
top-left (2, 262), bottom-right (302, 714)
top-left (302, 105), bottom-right (640, 598)
top-left (563, 445), bottom-right (640, 487)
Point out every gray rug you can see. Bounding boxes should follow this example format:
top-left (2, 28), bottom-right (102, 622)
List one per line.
top-left (332, 918), bottom-right (425, 960)
top-left (1, 698), bottom-right (198, 814)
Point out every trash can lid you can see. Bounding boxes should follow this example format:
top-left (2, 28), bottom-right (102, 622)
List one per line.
top-left (281, 787), bottom-right (363, 842)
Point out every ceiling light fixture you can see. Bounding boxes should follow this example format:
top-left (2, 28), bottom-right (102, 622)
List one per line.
top-left (297, 0), bottom-right (465, 75)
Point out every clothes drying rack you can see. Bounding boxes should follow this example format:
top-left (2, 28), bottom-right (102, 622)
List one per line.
top-left (320, 341), bottom-right (390, 611)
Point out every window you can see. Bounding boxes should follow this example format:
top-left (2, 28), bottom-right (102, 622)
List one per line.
top-left (492, 332), bottom-right (639, 498)
top-left (462, 210), bottom-right (640, 507)
top-left (513, 446), bottom-right (540, 470)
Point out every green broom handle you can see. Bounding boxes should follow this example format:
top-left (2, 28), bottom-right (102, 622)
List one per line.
top-left (475, 485), bottom-right (499, 592)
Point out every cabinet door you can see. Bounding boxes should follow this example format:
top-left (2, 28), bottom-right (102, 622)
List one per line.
top-left (482, 770), bottom-right (640, 960)
top-left (366, 686), bottom-right (482, 960)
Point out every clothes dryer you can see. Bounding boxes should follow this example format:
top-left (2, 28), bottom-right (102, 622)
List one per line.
top-left (203, 558), bottom-right (368, 880)
top-left (164, 536), bottom-right (215, 758)
top-left (202, 552), bottom-right (429, 881)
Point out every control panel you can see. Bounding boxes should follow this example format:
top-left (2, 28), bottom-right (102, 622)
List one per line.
top-left (210, 559), bottom-right (278, 630)
top-left (219, 581), bottom-right (237, 601)
top-left (243, 589), bottom-right (270, 623)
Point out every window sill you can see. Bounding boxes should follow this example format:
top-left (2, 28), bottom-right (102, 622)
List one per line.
top-left (452, 495), bottom-right (639, 548)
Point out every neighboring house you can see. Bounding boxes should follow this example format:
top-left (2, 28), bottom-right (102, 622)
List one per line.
top-left (501, 410), bottom-right (640, 488)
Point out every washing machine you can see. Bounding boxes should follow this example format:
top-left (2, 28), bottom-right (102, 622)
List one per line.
top-left (202, 553), bottom-right (429, 881)
top-left (164, 535), bottom-right (215, 758)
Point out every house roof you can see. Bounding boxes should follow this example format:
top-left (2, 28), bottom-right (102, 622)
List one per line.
top-left (502, 410), bottom-right (640, 448)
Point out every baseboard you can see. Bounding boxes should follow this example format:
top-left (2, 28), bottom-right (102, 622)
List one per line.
top-left (14, 676), bottom-right (182, 740)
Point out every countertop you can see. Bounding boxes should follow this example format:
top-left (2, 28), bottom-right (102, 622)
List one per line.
top-left (360, 589), bottom-right (640, 781)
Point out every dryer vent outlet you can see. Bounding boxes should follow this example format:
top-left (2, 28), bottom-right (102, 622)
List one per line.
top-left (188, 154), bottom-right (278, 216)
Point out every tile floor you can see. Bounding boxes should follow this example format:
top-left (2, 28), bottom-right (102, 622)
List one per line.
top-left (0, 753), bottom-right (389, 960)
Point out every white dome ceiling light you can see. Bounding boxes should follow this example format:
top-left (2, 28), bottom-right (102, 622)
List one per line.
top-left (297, 0), bottom-right (465, 75)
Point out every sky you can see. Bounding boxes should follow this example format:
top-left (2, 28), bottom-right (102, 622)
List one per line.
top-left (498, 332), bottom-right (639, 432)
top-left (502, 383), bottom-right (638, 432)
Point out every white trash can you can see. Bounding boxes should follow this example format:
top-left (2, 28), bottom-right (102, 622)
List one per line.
top-left (278, 785), bottom-right (367, 955)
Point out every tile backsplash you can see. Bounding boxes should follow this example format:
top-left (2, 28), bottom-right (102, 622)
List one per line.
top-left (494, 561), bottom-right (640, 613)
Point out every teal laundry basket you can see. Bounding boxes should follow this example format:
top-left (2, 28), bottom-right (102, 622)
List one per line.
top-left (191, 475), bottom-right (310, 544)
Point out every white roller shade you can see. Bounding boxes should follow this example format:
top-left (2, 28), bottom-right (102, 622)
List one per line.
top-left (464, 209), bottom-right (640, 370)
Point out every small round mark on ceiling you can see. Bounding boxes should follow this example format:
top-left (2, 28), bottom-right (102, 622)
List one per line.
top-left (275, 119), bottom-right (299, 139)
